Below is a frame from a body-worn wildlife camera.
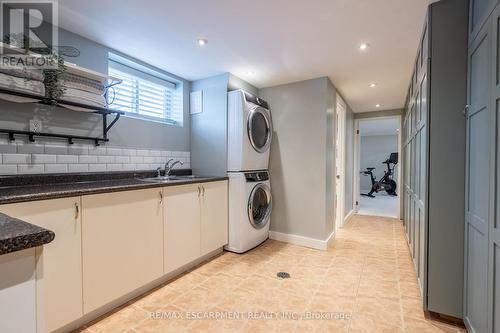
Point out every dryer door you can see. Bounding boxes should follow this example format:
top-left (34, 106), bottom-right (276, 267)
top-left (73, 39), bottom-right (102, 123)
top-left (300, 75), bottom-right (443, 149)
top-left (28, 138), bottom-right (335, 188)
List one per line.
top-left (247, 183), bottom-right (272, 229)
top-left (247, 106), bottom-right (272, 153)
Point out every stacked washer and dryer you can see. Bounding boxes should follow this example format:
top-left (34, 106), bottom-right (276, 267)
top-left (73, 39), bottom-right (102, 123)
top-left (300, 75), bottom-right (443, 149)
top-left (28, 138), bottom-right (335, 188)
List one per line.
top-left (224, 90), bottom-right (273, 253)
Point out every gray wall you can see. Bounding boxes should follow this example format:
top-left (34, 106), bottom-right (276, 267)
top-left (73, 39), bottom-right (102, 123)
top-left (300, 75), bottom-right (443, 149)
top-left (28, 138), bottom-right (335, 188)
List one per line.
top-left (344, 106), bottom-right (355, 216)
top-left (190, 73), bottom-right (230, 176)
top-left (190, 73), bottom-right (258, 176)
top-left (0, 27), bottom-right (190, 152)
top-left (360, 135), bottom-right (398, 191)
top-left (259, 77), bottom-right (338, 241)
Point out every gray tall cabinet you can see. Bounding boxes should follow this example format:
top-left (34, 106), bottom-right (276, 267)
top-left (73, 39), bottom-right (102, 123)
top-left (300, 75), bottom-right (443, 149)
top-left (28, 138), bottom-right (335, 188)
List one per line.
top-left (403, 0), bottom-right (468, 320)
top-left (465, 0), bottom-right (500, 332)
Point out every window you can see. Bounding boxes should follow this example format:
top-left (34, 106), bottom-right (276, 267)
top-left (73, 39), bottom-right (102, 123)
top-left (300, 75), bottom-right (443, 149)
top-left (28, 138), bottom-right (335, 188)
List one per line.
top-left (107, 58), bottom-right (183, 126)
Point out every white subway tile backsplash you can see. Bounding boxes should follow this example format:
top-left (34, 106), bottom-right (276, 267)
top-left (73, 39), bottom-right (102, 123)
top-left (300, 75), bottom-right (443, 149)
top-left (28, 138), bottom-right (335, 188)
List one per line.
top-left (122, 164), bottom-right (136, 171)
top-left (16, 143), bottom-right (44, 154)
top-left (88, 147), bottom-right (107, 156)
top-left (32, 154), bottom-right (56, 164)
top-left (106, 164), bottom-right (122, 171)
top-left (3, 153), bottom-right (30, 164)
top-left (115, 156), bottom-right (130, 163)
top-left (106, 148), bottom-right (123, 156)
top-left (122, 149), bottom-right (137, 156)
top-left (68, 164), bottom-right (89, 173)
top-left (45, 144), bottom-right (68, 155)
top-left (88, 164), bottom-right (107, 172)
top-left (0, 141), bottom-right (190, 175)
top-left (57, 155), bottom-right (78, 164)
top-left (18, 164), bottom-right (44, 174)
top-left (130, 156), bottom-right (143, 164)
top-left (68, 145), bottom-right (89, 155)
top-left (0, 164), bottom-right (17, 175)
top-left (97, 155), bottom-right (114, 163)
top-left (79, 155), bottom-right (98, 164)
top-left (45, 164), bottom-right (68, 173)
top-left (136, 163), bottom-right (150, 170)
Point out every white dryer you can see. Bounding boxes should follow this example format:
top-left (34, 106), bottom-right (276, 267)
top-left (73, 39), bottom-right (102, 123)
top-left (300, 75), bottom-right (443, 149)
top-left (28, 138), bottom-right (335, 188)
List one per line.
top-left (227, 90), bottom-right (273, 172)
top-left (225, 171), bottom-right (272, 253)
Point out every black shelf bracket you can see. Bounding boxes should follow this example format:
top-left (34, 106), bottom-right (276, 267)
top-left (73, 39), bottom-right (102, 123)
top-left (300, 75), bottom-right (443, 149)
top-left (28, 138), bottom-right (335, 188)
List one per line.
top-left (0, 87), bottom-right (124, 146)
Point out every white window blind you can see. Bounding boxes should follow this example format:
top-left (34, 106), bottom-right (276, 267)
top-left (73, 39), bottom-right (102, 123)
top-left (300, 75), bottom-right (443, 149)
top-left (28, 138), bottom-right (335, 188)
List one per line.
top-left (107, 60), bottom-right (182, 126)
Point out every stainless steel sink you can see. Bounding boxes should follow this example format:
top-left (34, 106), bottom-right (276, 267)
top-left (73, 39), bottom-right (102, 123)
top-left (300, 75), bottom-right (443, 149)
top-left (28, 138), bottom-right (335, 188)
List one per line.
top-left (138, 175), bottom-right (205, 183)
top-left (138, 176), bottom-right (183, 183)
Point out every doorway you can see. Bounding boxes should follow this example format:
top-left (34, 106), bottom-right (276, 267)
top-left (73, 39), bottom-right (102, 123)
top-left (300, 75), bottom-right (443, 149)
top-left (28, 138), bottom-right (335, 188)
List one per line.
top-left (354, 116), bottom-right (402, 218)
top-left (335, 95), bottom-right (346, 230)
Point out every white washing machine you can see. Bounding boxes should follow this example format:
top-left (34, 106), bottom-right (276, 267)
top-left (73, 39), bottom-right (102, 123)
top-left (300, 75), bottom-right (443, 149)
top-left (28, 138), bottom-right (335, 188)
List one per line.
top-left (225, 171), bottom-right (272, 253)
top-left (227, 90), bottom-right (273, 172)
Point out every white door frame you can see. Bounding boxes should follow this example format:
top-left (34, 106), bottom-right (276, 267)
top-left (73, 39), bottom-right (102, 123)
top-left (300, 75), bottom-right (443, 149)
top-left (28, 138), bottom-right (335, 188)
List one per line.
top-left (335, 95), bottom-right (346, 229)
top-left (353, 115), bottom-right (403, 219)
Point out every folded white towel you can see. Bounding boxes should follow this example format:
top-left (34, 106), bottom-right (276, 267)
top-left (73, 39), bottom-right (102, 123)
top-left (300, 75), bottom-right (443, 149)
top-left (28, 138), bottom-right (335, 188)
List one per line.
top-left (0, 68), bottom-right (44, 82)
top-left (0, 72), bottom-right (45, 98)
top-left (60, 87), bottom-right (107, 112)
top-left (61, 80), bottom-right (105, 96)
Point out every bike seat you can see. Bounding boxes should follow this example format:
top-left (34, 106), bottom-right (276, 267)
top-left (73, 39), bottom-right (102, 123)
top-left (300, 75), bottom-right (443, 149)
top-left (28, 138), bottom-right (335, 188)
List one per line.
top-left (366, 167), bottom-right (376, 171)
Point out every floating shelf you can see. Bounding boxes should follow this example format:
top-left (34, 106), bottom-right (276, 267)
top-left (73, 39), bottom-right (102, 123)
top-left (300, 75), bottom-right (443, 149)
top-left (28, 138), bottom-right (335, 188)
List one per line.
top-left (0, 87), bottom-right (124, 146)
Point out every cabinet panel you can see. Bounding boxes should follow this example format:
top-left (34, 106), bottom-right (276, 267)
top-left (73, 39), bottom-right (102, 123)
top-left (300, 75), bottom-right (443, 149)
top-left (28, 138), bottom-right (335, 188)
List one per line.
top-left (470, 0), bottom-right (498, 39)
top-left (82, 189), bottom-right (163, 313)
top-left (164, 184), bottom-right (201, 273)
top-left (0, 197), bottom-right (82, 333)
top-left (201, 181), bottom-right (228, 255)
top-left (465, 22), bottom-right (492, 331)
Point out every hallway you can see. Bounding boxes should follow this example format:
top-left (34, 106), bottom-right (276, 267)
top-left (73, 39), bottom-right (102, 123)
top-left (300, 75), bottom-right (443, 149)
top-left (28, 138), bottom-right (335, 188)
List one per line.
top-left (79, 215), bottom-right (463, 332)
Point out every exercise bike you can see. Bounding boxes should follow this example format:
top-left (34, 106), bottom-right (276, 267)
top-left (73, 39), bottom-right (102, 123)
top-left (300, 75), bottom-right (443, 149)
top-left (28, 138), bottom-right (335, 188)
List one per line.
top-left (361, 152), bottom-right (398, 198)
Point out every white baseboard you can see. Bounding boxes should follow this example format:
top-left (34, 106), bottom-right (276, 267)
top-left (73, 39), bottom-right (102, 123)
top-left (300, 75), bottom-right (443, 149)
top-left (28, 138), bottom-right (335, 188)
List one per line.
top-left (269, 230), bottom-right (335, 251)
top-left (344, 209), bottom-right (355, 225)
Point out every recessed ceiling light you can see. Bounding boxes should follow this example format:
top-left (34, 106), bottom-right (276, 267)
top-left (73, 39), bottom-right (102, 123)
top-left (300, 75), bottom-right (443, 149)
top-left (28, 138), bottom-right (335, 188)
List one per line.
top-left (197, 38), bottom-right (208, 46)
top-left (369, 83), bottom-right (377, 88)
top-left (246, 71), bottom-right (254, 75)
top-left (396, 129), bottom-right (400, 132)
top-left (375, 104), bottom-right (381, 108)
top-left (359, 43), bottom-right (370, 51)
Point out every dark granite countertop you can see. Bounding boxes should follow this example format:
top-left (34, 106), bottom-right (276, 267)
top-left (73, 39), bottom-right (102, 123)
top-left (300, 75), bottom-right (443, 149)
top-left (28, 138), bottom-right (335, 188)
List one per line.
top-left (0, 170), bottom-right (228, 205)
top-left (0, 213), bottom-right (55, 255)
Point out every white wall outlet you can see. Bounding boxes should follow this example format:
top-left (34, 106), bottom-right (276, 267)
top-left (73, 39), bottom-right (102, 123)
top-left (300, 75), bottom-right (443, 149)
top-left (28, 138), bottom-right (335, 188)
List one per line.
top-left (29, 119), bottom-right (42, 133)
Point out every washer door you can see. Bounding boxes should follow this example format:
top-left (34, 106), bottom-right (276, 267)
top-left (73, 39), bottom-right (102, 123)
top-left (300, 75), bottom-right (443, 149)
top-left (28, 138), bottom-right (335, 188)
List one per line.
top-left (248, 183), bottom-right (272, 229)
top-left (247, 106), bottom-right (272, 153)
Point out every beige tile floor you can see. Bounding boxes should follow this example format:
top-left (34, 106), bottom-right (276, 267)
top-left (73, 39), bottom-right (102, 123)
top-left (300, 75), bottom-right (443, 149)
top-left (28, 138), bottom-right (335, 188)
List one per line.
top-left (77, 214), bottom-right (466, 333)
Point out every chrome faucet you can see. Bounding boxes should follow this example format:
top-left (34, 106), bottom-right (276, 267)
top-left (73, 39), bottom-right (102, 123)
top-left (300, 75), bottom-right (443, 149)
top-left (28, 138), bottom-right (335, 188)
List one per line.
top-left (165, 159), bottom-right (184, 176)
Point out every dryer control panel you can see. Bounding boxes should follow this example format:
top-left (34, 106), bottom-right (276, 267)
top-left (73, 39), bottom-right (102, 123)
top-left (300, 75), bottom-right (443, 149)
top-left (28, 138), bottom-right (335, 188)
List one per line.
top-left (245, 171), bottom-right (269, 182)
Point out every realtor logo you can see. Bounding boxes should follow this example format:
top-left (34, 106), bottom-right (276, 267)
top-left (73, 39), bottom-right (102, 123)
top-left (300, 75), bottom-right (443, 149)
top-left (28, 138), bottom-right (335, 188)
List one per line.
top-left (0, 0), bottom-right (58, 68)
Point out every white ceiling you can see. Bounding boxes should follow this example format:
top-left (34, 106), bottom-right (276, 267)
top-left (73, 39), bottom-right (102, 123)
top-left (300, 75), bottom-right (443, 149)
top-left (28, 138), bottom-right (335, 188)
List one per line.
top-left (359, 117), bottom-right (400, 136)
top-left (57, 0), bottom-right (436, 112)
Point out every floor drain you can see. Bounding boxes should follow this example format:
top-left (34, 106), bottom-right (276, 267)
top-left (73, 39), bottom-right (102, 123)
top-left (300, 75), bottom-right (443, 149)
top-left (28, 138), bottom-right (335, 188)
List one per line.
top-left (277, 272), bottom-right (290, 279)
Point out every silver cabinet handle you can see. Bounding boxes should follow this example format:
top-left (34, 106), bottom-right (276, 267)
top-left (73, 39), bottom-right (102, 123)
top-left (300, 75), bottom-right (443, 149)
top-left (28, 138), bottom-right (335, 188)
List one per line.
top-left (463, 104), bottom-right (470, 116)
top-left (75, 202), bottom-right (80, 219)
top-left (159, 191), bottom-right (163, 204)
top-left (198, 186), bottom-right (201, 198)
top-left (202, 186), bottom-right (205, 196)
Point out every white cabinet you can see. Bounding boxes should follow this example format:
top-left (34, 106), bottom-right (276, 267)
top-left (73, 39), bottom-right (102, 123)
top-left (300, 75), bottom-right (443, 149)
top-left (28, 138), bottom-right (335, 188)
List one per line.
top-left (0, 197), bottom-right (83, 333)
top-left (81, 188), bottom-right (164, 313)
top-left (164, 180), bottom-right (228, 272)
top-left (164, 183), bottom-right (201, 273)
top-left (0, 249), bottom-right (36, 333)
top-left (201, 181), bottom-right (228, 255)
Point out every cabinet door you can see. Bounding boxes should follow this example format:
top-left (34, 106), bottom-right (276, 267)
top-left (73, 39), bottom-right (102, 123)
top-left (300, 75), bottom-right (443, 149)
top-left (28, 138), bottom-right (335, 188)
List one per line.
top-left (201, 181), bottom-right (228, 255)
top-left (164, 184), bottom-right (201, 273)
top-left (0, 197), bottom-right (82, 333)
top-left (82, 189), bottom-right (163, 313)
top-left (464, 18), bottom-right (492, 333)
